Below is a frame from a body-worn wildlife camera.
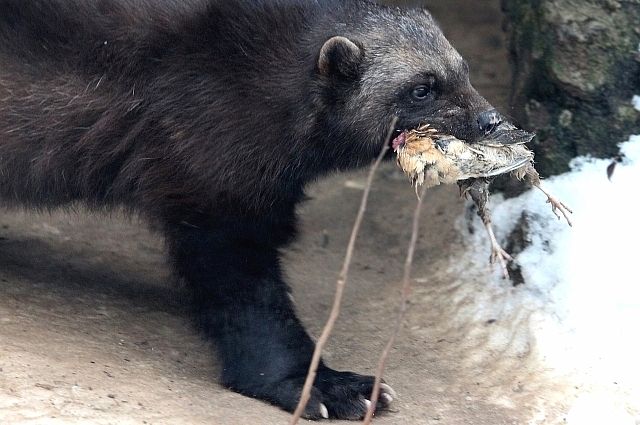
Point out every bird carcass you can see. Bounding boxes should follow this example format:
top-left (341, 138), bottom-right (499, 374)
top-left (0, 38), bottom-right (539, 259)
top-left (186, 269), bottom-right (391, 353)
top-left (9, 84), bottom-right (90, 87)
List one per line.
top-left (392, 122), bottom-right (572, 279)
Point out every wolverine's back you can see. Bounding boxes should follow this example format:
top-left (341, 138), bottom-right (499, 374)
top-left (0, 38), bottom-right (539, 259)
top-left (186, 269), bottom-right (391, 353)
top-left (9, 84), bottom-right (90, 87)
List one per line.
top-left (0, 0), bottom-right (330, 212)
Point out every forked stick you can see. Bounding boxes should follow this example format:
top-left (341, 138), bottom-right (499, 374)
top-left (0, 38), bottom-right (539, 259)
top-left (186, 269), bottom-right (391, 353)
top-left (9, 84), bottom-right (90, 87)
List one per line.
top-left (363, 182), bottom-right (428, 424)
top-left (289, 117), bottom-right (398, 424)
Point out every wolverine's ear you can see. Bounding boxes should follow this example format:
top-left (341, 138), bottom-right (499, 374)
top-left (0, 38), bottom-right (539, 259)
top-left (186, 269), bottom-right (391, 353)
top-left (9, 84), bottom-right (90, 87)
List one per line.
top-left (317, 36), bottom-right (364, 78)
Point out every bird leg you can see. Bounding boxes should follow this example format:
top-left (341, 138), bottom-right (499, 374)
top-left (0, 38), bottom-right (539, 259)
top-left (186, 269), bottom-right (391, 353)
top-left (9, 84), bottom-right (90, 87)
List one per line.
top-left (518, 164), bottom-right (573, 227)
top-left (533, 185), bottom-right (573, 227)
top-left (459, 178), bottom-right (513, 279)
top-left (485, 221), bottom-right (513, 279)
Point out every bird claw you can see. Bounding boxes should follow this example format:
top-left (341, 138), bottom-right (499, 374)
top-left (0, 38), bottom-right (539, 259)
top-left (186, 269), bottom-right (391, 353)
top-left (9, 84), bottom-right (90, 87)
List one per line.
top-left (489, 242), bottom-right (513, 280)
top-left (543, 192), bottom-right (573, 227)
top-left (484, 222), bottom-right (512, 280)
top-left (490, 246), bottom-right (513, 264)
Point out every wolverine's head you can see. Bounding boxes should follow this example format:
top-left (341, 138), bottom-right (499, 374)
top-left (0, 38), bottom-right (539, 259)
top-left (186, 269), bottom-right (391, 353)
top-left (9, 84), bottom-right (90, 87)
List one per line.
top-left (312, 2), bottom-right (501, 156)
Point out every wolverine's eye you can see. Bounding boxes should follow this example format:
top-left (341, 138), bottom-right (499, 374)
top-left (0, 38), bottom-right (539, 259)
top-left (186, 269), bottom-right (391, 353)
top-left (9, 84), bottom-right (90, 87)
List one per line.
top-left (411, 76), bottom-right (436, 101)
top-left (411, 85), bottom-right (431, 100)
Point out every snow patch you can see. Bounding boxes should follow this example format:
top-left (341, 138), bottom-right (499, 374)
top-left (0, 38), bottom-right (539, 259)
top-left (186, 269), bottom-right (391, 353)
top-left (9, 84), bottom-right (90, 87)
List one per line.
top-left (633, 95), bottom-right (640, 112)
top-left (451, 135), bottom-right (640, 423)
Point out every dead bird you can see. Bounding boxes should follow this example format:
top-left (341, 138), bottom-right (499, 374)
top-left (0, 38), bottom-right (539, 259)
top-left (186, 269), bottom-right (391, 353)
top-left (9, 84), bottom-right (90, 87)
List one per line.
top-left (392, 122), bottom-right (534, 188)
top-left (393, 122), bottom-right (572, 279)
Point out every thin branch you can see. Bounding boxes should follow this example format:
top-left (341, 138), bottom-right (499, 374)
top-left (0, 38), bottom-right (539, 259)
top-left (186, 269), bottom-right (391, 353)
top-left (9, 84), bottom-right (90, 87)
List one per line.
top-left (363, 182), bottom-right (428, 424)
top-left (289, 117), bottom-right (398, 424)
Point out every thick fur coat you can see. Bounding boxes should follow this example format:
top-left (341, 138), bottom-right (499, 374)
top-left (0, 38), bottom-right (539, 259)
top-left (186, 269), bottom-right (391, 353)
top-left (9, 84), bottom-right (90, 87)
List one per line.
top-left (0, 0), bottom-right (498, 420)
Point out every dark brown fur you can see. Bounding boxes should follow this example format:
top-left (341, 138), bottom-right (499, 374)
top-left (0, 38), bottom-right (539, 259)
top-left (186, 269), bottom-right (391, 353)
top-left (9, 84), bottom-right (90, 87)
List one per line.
top-left (0, 0), bottom-right (497, 419)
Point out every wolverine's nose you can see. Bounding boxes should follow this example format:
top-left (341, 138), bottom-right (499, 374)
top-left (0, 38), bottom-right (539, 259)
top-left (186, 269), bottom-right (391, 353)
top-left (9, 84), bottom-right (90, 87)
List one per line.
top-left (477, 109), bottom-right (502, 135)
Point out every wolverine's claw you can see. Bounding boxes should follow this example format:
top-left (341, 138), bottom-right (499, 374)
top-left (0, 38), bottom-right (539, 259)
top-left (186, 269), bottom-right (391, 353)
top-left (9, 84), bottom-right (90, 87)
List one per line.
top-left (320, 403), bottom-right (329, 419)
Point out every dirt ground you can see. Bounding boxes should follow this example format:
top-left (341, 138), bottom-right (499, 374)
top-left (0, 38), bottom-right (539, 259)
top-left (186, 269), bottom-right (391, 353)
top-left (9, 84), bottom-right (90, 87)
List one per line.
top-left (0, 1), bottom-right (570, 424)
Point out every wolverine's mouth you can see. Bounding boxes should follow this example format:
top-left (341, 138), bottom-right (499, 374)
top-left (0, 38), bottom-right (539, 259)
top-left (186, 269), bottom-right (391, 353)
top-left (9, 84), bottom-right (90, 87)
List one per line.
top-left (390, 121), bottom-right (534, 152)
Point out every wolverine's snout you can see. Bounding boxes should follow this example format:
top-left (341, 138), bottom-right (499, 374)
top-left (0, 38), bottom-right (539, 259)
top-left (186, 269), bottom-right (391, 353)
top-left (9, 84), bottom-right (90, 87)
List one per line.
top-left (477, 109), bottom-right (502, 135)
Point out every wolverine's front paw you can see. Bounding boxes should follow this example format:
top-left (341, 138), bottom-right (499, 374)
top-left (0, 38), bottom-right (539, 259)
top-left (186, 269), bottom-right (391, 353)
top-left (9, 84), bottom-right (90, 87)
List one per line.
top-left (308, 368), bottom-right (396, 420)
top-left (234, 367), bottom-right (396, 420)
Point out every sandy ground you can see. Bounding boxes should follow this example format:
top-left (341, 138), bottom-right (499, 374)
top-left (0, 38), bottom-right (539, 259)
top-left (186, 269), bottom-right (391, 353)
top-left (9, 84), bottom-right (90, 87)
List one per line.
top-left (0, 1), bottom-right (571, 424)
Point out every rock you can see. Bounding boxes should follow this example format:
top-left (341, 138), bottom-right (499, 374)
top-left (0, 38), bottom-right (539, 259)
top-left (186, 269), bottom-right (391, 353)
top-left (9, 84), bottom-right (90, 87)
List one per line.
top-left (501, 0), bottom-right (640, 177)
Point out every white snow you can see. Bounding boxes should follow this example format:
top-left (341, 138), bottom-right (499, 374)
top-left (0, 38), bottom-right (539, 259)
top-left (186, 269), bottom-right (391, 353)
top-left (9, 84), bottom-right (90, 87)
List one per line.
top-left (633, 95), bottom-right (640, 112)
top-left (450, 134), bottom-right (640, 423)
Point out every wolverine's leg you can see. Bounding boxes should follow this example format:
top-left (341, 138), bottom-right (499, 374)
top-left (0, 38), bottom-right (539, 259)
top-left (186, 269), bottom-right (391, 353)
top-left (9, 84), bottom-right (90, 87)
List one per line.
top-left (164, 211), bottom-right (394, 420)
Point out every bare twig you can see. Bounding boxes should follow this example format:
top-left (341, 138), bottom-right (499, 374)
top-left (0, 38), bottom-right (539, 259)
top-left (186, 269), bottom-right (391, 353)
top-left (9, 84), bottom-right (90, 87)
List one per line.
top-left (289, 117), bottom-right (398, 424)
top-left (363, 182), bottom-right (428, 424)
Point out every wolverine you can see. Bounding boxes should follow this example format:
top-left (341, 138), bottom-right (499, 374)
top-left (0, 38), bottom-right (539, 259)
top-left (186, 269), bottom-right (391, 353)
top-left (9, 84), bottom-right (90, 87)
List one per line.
top-left (0, 0), bottom-right (503, 420)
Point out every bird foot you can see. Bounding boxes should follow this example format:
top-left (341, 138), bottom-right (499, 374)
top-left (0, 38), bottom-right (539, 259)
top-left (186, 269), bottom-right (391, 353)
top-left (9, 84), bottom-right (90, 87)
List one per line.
top-left (484, 222), bottom-right (513, 280)
top-left (535, 186), bottom-right (573, 227)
